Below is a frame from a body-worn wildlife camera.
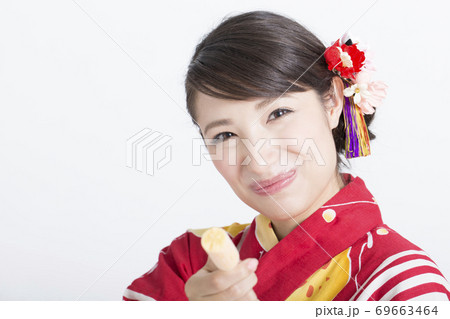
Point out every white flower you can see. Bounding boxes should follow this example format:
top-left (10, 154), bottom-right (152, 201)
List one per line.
top-left (337, 47), bottom-right (353, 68)
top-left (343, 83), bottom-right (371, 104)
top-left (343, 70), bottom-right (388, 114)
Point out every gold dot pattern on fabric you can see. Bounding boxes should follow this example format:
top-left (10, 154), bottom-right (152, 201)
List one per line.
top-left (376, 228), bottom-right (389, 235)
top-left (322, 209), bottom-right (336, 223)
top-left (285, 247), bottom-right (351, 301)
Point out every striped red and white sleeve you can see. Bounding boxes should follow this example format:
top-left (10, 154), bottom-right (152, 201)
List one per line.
top-left (352, 249), bottom-right (450, 301)
top-left (122, 233), bottom-right (193, 301)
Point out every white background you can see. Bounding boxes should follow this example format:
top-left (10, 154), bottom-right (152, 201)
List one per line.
top-left (1, 0), bottom-right (449, 300)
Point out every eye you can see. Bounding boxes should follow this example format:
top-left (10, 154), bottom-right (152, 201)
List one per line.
top-left (211, 108), bottom-right (293, 144)
top-left (267, 108), bottom-right (293, 122)
top-left (212, 131), bottom-right (235, 143)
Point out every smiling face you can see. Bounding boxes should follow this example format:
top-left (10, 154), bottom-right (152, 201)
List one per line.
top-left (195, 78), bottom-right (346, 239)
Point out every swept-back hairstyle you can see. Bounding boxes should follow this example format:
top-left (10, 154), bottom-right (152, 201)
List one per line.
top-left (184, 10), bottom-right (375, 169)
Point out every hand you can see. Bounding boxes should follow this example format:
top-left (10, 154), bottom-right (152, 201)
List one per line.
top-left (185, 256), bottom-right (259, 301)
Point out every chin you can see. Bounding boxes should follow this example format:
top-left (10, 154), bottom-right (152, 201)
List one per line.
top-left (259, 196), bottom-right (310, 220)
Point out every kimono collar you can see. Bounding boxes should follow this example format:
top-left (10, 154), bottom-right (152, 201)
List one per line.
top-left (247, 173), bottom-right (383, 300)
top-left (254, 173), bottom-right (381, 252)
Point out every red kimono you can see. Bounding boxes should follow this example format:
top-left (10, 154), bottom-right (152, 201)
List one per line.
top-left (123, 174), bottom-right (450, 301)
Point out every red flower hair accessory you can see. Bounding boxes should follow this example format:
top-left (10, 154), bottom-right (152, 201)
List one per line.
top-left (324, 33), bottom-right (388, 159)
top-left (324, 37), bottom-right (365, 80)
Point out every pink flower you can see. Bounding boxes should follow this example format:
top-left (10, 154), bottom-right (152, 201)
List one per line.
top-left (344, 71), bottom-right (388, 114)
top-left (359, 46), bottom-right (377, 72)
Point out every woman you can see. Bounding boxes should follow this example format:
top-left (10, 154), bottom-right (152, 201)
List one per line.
top-left (123, 10), bottom-right (450, 301)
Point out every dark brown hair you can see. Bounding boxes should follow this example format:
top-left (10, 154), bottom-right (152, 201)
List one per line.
top-left (184, 10), bottom-right (375, 170)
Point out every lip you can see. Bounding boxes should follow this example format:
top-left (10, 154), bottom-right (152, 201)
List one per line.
top-left (250, 168), bottom-right (297, 196)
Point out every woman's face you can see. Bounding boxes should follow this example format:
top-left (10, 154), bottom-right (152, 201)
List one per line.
top-left (195, 79), bottom-right (344, 232)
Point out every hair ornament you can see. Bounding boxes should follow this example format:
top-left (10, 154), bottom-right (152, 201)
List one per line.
top-left (325, 32), bottom-right (388, 158)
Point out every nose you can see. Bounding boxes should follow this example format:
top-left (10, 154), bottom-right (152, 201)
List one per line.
top-left (239, 135), bottom-right (279, 175)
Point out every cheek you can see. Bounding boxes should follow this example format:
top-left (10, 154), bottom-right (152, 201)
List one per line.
top-left (310, 125), bottom-right (336, 162)
top-left (212, 155), bottom-right (239, 183)
top-left (283, 116), bottom-right (336, 167)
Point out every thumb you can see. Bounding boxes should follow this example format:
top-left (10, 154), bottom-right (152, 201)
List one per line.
top-left (202, 255), bottom-right (220, 272)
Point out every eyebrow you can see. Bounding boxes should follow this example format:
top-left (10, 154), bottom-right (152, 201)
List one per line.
top-left (203, 97), bottom-right (277, 136)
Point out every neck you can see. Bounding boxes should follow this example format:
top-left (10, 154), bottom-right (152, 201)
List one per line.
top-left (271, 171), bottom-right (346, 241)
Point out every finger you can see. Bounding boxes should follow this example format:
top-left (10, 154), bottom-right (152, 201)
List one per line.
top-left (207, 258), bottom-right (258, 294)
top-left (184, 267), bottom-right (216, 300)
top-left (187, 256), bottom-right (222, 297)
top-left (186, 256), bottom-right (225, 297)
top-left (205, 271), bottom-right (258, 301)
top-left (202, 255), bottom-right (219, 273)
top-left (192, 258), bottom-right (258, 298)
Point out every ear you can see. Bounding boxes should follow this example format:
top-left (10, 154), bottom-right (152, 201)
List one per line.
top-left (325, 76), bottom-right (344, 130)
